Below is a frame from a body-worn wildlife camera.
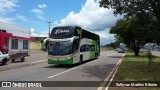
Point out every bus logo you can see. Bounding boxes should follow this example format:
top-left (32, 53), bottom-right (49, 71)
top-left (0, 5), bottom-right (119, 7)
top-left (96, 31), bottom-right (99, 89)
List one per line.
top-left (55, 29), bottom-right (69, 34)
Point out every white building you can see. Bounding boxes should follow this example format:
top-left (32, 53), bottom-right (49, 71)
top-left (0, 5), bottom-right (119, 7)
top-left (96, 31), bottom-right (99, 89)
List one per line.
top-left (0, 22), bottom-right (31, 53)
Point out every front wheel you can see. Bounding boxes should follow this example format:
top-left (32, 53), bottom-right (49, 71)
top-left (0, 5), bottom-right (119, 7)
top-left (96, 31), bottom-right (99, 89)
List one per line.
top-left (79, 55), bottom-right (83, 64)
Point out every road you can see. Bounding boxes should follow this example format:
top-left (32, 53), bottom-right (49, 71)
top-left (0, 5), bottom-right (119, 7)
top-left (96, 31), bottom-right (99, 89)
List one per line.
top-left (0, 51), bottom-right (124, 90)
top-left (140, 49), bottom-right (160, 57)
top-left (151, 51), bottom-right (160, 57)
top-left (0, 50), bottom-right (47, 71)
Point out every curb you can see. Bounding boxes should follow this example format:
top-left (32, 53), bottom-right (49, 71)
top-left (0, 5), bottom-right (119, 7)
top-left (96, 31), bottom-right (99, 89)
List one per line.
top-left (97, 53), bottom-right (126, 90)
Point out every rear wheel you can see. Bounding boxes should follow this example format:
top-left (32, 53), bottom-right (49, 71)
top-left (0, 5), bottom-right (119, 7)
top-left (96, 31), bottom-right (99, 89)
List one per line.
top-left (11, 59), bottom-right (15, 62)
top-left (95, 53), bottom-right (98, 59)
top-left (21, 57), bottom-right (25, 62)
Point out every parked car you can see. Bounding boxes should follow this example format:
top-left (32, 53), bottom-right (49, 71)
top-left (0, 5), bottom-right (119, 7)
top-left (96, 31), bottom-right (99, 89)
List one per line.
top-left (157, 46), bottom-right (160, 51)
top-left (0, 51), bottom-right (10, 65)
top-left (118, 48), bottom-right (125, 53)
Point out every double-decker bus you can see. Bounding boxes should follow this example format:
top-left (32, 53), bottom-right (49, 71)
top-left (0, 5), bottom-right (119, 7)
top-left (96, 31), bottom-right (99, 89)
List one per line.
top-left (46, 26), bottom-right (100, 64)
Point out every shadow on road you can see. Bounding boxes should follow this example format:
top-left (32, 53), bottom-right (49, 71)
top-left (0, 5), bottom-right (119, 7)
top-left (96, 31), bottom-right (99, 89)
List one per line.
top-left (43, 59), bottom-right (97, 69)
top-left (107, 56), bottom-right (123, 58)
top-left (80, 64), bottom-right (116, 80)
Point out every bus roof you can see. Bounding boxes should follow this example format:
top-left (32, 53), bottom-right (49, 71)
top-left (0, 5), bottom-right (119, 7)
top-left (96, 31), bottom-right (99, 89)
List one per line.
top-left (52, 26), bottom-right (100, 40)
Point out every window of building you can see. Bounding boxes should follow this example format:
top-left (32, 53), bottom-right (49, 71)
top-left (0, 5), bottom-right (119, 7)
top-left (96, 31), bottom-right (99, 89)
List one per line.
top-left (11, 39), bottom-right (18, 49)
top-left (23, 40), bottom-right (29, 49)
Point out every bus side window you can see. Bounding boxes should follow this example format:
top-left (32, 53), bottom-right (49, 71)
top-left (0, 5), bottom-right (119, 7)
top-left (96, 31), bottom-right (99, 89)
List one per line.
top-left (80, 45), bottom-right (85, 52)
top-left (73, 39), bottom-right (79, 52)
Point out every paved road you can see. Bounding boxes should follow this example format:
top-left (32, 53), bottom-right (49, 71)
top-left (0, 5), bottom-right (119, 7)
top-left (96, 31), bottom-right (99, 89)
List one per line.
top-left (151, 51), bottom-right (160, 57)
top-left (0, 50), bottom-right (47, 71)
top-left (140, 49), bottom-right (160, 57)
top-left (0, 51), bottom-right (124, 90)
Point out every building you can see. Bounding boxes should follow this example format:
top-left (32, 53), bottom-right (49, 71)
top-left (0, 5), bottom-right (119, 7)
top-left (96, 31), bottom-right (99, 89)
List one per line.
top-left (30, 29), bottom-right (48, 50)
top-left (0, 22), bottom-right (31, 53)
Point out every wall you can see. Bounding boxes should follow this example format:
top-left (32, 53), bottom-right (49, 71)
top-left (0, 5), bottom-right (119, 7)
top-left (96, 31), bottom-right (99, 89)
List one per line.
top-left (30, 42), bottom-right (42, 50)
top-left (9, 38), bottom-right (30, 52)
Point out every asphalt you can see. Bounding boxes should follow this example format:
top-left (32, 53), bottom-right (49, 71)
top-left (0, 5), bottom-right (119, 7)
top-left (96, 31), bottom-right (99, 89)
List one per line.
top-left (0, 50), bottom-right (124, 90)
top-left (151, 51), bottom-right (160, 57)
top-left (0, 50), bottom-right (47, 71)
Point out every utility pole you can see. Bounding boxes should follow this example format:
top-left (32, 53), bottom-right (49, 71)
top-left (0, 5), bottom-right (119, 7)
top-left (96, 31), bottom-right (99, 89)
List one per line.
top-left (46, 21), bottom-right (53, 38)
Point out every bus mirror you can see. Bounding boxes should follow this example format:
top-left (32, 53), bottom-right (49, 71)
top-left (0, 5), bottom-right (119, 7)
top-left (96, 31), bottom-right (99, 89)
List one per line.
top-left (75, 36), bottom-right (79, 39)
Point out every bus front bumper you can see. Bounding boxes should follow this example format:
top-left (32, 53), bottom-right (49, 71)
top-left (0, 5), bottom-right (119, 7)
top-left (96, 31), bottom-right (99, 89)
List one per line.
top-left (48, 57), bottom-right (73, 64)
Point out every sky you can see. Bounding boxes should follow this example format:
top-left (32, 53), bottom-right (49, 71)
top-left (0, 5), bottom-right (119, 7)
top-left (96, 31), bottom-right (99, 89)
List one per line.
top-left (0, 0), bottom-right (123, 45)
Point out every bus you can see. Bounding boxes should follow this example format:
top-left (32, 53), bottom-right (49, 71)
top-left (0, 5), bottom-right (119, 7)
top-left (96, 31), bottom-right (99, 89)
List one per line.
top-left (45, 26), bottom-right (100, 65)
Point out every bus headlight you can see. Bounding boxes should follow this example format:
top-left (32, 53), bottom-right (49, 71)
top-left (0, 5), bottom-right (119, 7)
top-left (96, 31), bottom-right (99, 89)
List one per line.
top-left (67, 56), bottom-right (71, 59)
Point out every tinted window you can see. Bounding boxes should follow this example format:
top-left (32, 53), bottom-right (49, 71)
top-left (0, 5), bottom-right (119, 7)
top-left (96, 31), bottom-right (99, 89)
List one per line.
top-left (80, 45), bottom-right (95, 52)
top-left (50, 27), bottom-right (74, 39)
top-left (11, 39), bottom-right (18, 49)
top-left (48, 41), bottom-right (72, 55)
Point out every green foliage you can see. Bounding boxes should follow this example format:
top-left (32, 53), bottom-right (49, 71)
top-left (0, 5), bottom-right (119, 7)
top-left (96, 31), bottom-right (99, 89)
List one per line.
top-left (105, 42), bottom-right (119, 48)
top-left (111, 52), bottom-right (160, 90)
top-left (109, 16), bottom-right (157, 55)
top-left (99, 0), bottom-right (160, 24)
top-left (99, 0), bottom-right (160, 44)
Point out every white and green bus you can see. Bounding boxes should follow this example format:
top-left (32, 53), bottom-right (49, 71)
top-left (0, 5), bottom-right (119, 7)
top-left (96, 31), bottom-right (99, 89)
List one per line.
top-left (46, 26), bottom-right (100, 64)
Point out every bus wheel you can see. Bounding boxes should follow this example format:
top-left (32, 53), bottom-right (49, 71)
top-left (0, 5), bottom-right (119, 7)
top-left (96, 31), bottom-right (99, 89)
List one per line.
top-left (95, 53), bottom-right (98, 59)
top-left (79, 55), bottom-right (83, 64)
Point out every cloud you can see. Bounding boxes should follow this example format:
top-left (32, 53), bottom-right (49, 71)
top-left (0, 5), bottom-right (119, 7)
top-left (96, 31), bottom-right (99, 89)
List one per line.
top-left (38, 4), bottom-right (47, 9)
top-left (31, 28), bottom-right (48, 37)
top-left (31, 8), bottom-right (46, 20)
top-left (16, 15), bottom-right (28, 22)
top-left (31, 9), bottom-right (43, 14)
top-left (59, 0), bottom-right (123, 45)
top-left (0, 0), bottom-right (18, 13)
top-left (0, 0), bottom-right (19, 23)
top-left (53, 21), bottom-right (58, 25)
top-left (31, 3), bottom-right (47, 21)
top-left (0, 17), bottom-right (15, 23)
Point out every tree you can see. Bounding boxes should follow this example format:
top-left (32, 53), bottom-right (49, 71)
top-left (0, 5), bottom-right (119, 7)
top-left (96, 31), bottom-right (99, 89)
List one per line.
top-left (110, 16), bottom-right (158, 56)
top-left (99, 0), bottom-right (160, 29)
top-left (99, 0), bottom-right (160, 55)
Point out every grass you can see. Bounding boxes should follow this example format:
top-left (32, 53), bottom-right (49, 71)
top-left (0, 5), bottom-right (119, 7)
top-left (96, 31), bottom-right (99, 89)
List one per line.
top-left (109, 51), bottom-right (160, 90)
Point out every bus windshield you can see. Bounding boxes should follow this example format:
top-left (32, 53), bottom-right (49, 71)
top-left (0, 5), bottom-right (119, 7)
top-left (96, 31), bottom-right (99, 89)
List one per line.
top-left (48, 41), bottom-right (72, 55)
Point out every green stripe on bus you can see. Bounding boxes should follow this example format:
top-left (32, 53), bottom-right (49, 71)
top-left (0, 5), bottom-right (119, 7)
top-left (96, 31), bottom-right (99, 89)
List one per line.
top-left (48, 58), bottom-right (73, 64)
top-left (89, 40), bottom-right (97, 59)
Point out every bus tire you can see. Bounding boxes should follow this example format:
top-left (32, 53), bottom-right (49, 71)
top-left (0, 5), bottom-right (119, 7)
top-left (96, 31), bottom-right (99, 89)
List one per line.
top-left (79, 55), bottom-right (83, 64)
top-left (95, 53), bottom-right (98, 59)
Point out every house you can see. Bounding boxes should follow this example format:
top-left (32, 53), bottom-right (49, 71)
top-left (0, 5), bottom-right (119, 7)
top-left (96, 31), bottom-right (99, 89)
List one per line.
top-left (30, 29), bottom-right (48, 50)
top-left (0, 22), bottom-right (32, 53)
